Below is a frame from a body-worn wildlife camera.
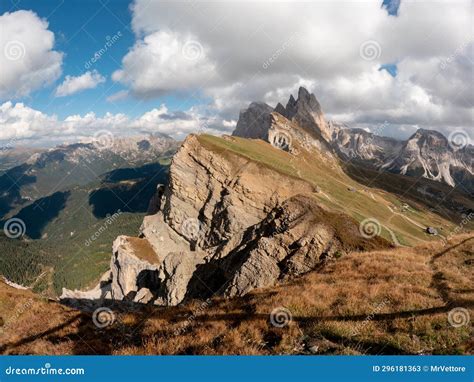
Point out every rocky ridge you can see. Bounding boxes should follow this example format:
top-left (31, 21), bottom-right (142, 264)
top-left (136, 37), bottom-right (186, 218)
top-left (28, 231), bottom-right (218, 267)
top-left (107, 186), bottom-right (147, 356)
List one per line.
top-left (233, 87), bottom-right (473, 191)
top-left (61, 133), bottom-right (388, 308)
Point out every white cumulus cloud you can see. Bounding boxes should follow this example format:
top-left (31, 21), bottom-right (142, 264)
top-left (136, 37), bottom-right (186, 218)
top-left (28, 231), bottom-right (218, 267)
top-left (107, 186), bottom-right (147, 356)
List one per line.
top-left (110, 0), bottom-right (473, 140)
top-left (55, 70), bottom-right (106, 97)
top-left (112, 30), bottom-right (216, 98)
top-left (0, 101), bottom-right (227, 146)
top-left (0, 10), bottom-right (63, 99)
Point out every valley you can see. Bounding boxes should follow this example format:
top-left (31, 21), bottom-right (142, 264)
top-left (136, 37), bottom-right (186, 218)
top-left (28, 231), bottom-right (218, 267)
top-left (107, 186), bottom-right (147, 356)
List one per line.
top-left (0, 88), bottom-right (471, 356)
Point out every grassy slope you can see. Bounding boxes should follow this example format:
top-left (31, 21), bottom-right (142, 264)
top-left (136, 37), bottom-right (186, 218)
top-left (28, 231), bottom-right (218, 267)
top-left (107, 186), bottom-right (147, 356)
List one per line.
top-left (0, 158), bottom-right (172, 295)
top-left (197, 134), bottom-right (461, 246)
top-left (1, 235), bottom-right (471, 355)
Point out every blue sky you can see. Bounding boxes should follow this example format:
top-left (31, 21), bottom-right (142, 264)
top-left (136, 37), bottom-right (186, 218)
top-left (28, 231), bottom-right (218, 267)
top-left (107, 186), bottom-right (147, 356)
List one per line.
top-left (0, 0), bottom-right (471, 146)
top-left (0, 0), bottom-right (200, 119)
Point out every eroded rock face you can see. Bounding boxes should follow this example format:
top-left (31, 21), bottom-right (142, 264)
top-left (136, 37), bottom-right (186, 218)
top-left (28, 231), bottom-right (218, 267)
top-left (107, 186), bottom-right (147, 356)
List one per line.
top-left (61, 133), bottom-right (389, 309)
top-left (232, 102), bottom-right (274, 140)
top-left (110, 236), bottom-right (160, 301)
top-left (160, 134), bottom-right (317, 250)
top-left (188, 194), bottom-right (386, 299)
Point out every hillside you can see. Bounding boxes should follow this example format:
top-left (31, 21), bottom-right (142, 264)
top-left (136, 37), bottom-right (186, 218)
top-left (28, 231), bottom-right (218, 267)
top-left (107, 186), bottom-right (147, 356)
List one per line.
top-left (198, 134), bottom-right (470, 246)
top-left (1, 234), bottom-right (471, 355)
top-left (0, 137), bottom-right (178, 295)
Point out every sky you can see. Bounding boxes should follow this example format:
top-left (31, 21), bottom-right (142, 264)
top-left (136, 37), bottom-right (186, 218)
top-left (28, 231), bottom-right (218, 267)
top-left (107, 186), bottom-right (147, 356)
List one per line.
top-left (0, 0), bottom-right (472, 147)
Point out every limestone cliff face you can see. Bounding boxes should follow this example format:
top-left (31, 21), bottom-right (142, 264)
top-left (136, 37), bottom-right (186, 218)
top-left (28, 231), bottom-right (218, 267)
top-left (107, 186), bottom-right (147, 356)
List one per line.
top-left (61, 133), bottom-right (387, 308)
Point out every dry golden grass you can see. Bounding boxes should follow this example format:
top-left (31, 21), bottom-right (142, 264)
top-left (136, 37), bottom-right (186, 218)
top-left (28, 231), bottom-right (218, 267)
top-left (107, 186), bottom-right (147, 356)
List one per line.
top-left (127, 237), bottom-right (160, 264)
top-left (1, 235), bottom-right (472, 355)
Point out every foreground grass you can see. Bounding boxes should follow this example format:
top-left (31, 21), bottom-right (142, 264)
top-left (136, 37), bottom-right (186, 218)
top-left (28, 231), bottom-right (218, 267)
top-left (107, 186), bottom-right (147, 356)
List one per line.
top-left (1, 234), bottom-right (471, 355)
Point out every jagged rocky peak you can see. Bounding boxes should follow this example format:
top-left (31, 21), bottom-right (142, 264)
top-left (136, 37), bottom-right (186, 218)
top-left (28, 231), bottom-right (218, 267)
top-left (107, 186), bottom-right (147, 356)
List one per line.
top-left (276, 86), bottom-right (332, 142)
top-left (382, 128), bottom-right (473, 188)
top-left (233, 86), bottom-right (333, 151)
top-left (407, 128), bottom-right (450, 150)
top-left (332, 127), bottom-right (403, 166)
top-left (232, 102), bottom-right (274, 140)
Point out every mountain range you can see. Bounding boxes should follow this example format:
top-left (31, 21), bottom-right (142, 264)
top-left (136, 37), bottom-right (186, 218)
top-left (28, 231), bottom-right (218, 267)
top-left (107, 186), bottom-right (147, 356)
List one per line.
top-left (0, 135), bottom-right (178, 294)
top-left (0, 87), bottom-right (472, 356)
top-left (234, 87), bottom-right (473, 193)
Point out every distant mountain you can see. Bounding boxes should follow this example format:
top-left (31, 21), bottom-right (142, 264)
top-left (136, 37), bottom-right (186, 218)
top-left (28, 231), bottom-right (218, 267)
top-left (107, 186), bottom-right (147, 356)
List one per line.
top-left (232, 86), bottom-right (473, 192)
top-left (331, 127), bottom-right (403, 167)
top-left (0, 135), bottom-right (179, 294)
top-left (0, 147), bottom-right (44, 174)
top-left (381, 129), bottom-right (473, 190)
top-left (0, 135), bottom-right (177, 218)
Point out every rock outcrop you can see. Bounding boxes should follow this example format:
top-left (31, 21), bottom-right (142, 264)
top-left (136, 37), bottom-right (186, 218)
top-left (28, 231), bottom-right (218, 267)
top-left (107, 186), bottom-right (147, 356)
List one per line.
top-left (233, 87), bottom-right (333, 149)
top-left (381, 129), bottom-right (473, 189)
top-left (61, 131), bottom-right (388, 308)
top-left (232, 102), bottom-right (274, 140)
top-left (232, 87), bottom-right (473, 191)
top-left (276, 86), bottom-right (333, 143)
